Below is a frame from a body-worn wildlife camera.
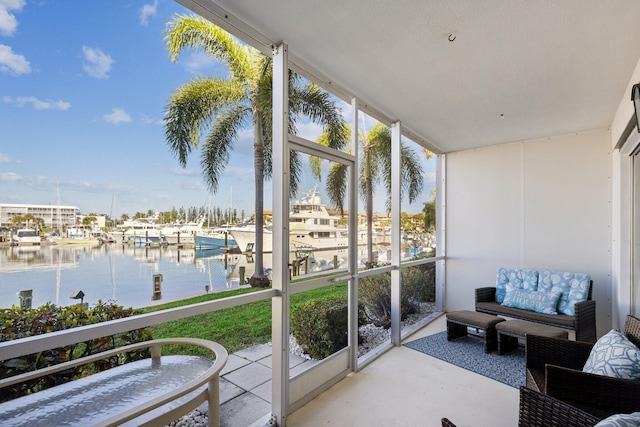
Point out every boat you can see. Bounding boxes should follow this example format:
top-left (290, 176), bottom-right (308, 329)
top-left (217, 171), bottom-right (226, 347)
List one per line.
top-left (14, 229), bottom-right (41, 245)
top-left (195, 229), bottom-right (237, 249)
top-left (159, 215), bottom-right (205, 245)
top-left (117, 214), bottom-right (165, 245)
top-left (132, 235), bottom-right (168, 247)
top-left (229, 187), bottom-right (348, 253)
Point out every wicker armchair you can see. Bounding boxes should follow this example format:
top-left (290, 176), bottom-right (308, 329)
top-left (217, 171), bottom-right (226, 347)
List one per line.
top-left (526, 314), bottom-right (640, 418)
top-left (518, 386), bottom-right (601, 427)
top-left (441, 387), bottom-right (601, 427)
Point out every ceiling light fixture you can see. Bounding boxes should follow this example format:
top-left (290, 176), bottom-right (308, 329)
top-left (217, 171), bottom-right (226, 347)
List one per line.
top-left (632, 83), bottom-right (640, 132)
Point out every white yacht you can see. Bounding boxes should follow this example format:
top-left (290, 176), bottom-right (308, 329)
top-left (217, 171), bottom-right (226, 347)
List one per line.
top-left (230, 188), bottom-right (348, 253)
top-left (14, 229), bottom-right (41, 245)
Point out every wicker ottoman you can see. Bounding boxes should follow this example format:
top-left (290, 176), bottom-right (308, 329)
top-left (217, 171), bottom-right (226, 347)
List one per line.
top-left (495, 319), bottom-right (568, 355)
top-left (446, 310), bottom-right (505, 353)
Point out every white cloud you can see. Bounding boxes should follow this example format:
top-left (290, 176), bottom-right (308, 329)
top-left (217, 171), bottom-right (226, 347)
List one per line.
top-left (140, 114), bottom-right (164, 126)
top-left (82, 46), bottom-right (114, 79)
top-left (4, 95), bottom-right (70, 110)
top-left (139, 0), bottom-right (158, 26)
top-left (0, 171), bottom-right (22, 182)
top-left (0, 0), bottom-right (24, 36)
top-left (180, 180), bottom-right (206, 190)
top-left (184, 52), bottom-right (216, 74)
top-left (169, 167), bottom-right (201, 177)
top-left (0, 152), bottom-right (14, 162)
top-left (103, 108), bottom-right (131, 124)
top-left (0, 44), bottom-right (30, 75)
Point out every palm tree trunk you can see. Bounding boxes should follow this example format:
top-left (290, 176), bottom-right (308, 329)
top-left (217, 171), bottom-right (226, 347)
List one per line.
top-left (365, 147), bottom-right (374, 262)
top-left (250, 112), bottom-right (269, 286)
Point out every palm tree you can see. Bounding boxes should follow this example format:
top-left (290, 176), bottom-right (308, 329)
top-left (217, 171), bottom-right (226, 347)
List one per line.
top-left (315, 122), bottom-right (426, 262)
top-left (163, 15), bottom-right (347, 287)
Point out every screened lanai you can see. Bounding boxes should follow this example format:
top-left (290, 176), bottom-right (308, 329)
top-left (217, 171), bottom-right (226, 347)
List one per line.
top-left (3, 1), bottom-right (640, 426)
top-left (172, 0), bottom-right (640, 424)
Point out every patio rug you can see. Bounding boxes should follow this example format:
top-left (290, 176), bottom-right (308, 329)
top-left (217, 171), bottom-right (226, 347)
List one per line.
top-left (404, 331), bottom-right (525, 388)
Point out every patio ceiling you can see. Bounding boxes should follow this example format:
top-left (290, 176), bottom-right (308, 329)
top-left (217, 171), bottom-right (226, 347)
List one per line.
top-left (179, 0), bottom-right (640, 154)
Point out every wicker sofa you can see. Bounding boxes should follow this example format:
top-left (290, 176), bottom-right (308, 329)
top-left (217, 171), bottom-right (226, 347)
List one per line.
top-left (526, 315), bottom-right (640, 419)
top-left (475, 268), bottom-right (597, 343)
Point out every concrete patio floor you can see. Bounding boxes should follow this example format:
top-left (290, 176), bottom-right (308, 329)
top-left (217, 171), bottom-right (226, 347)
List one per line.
top-left (217, 314), bottom-right (519, 427)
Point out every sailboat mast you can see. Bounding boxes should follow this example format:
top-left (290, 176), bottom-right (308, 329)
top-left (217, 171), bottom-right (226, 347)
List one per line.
top-left (56, 180), bottom-right (62, 232)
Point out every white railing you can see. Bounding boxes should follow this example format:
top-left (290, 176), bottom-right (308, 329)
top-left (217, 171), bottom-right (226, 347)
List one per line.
top-left (0, 288), bottom-right (277, 360)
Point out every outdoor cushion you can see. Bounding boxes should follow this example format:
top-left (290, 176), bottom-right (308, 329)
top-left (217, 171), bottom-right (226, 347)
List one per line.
top-left (538, 270), bottom-right (590, 316)
top-left (495, 268), bottom-right (538, 303)
top-left (583, 329), bottom-right (640, 379)
top-left (501, 285), bottom-right (561, 315)
top-left (594, 411), bottom-right (640, 427)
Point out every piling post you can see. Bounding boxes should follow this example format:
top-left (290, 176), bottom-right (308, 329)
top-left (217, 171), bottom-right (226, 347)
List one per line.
top-left (239, 266), bottom-right (245, 285)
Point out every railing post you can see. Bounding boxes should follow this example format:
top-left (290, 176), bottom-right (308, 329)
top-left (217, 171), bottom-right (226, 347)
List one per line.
top-left (151, 343), bottom-right (161, 368)
top-left (208, 376), bottom-right (220, 427)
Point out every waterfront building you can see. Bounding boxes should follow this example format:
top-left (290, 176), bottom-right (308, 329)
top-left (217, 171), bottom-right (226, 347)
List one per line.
top-left (0, 203), bottom-right (79, 229)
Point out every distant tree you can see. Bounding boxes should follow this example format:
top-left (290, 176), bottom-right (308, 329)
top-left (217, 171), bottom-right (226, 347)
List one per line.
top-left (401, 212), bottom-right (415, 231)
top-left (422, 199), bottom-right (436, 232)
top-left (82, 215), bottom-right (97, 228)
top-left (412, 213), bottom-right (425, 231)
top-left (11, 215), bottom-right (24, 227)
top-left (120, 213), bottom-right (129, 222)
top-left (33, 217), bottom-right (45, 233)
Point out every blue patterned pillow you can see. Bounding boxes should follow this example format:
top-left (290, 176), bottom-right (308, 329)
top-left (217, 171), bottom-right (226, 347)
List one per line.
top-left (583, 329), bottom-right (640, 379)
top-left (495, 268), bottom-right (539, 303)
top-left (538, 270), bottom-right (590, 316)
top-left (501, 285), bottom-right (560, 315)
top-left (594, 412), bottom-right (640, 427)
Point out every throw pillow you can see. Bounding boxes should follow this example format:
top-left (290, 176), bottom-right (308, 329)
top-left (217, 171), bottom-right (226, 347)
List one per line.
top-left (594, 412), bottom-right (640, 427)
top-left (538, 270), bottom-right (590, 316)
top-left (495, 268), bottom-right (539, 304)
top-left (501, 285), bottom-right (560, 315)
top-left (583, 329), bottom-right (640, 380)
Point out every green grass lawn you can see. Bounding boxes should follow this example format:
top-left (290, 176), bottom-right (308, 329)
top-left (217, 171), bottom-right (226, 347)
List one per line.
top-left (139, 282), bottom-right (347, 357)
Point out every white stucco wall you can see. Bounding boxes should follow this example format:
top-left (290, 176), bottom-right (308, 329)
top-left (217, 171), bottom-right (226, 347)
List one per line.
top-left (444, 129), bottom-right (612, 336)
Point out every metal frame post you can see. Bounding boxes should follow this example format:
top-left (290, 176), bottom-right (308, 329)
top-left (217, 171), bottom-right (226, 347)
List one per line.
top-left (348, 98), bottom-right (359, 369)
top-left (435, 154), bottom-right (446, 312)
top-left (271, 42), bottom-right (290, 426)
top-left (390, 121), bottom-right (402, 346)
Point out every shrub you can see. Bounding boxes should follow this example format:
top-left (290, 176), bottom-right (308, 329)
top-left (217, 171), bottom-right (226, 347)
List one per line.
top-left (402, 254), bottom-right (436, 303)
top-left (359, 272), bottom-right (419, 328)
top-left (291, 296), bottom-right (351, 360)
top-left (0, 300), bottom-right (153, 402)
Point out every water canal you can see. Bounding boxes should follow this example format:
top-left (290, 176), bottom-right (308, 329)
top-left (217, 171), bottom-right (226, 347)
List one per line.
top-left (0, 243), bottom-right (370, 309)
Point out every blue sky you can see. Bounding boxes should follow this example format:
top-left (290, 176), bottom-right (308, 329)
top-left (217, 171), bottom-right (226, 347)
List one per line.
top-left (0, 0), bottom-right (435, 220)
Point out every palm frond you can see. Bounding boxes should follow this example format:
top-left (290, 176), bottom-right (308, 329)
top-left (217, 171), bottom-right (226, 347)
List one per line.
top-left (327, 163), bottom-right (348, 215)
top-left (164, 77), bottom-right (245, 167)
top-left (400, 144), bottom-right (424, 203)
top-left (201, 105), bottom-right (248, 192)
top-left (291, 82), bottom-right (348, 150)
top-left (164, 15), bottom-right (254, 82)
top-left (289, 150), bottom-right (301, 198)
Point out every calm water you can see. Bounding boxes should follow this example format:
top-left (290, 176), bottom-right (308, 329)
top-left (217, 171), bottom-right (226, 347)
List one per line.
top-left (0, 244), bottom-right (254, 309)
top-left (0, 243), bottom-right (366, 309)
